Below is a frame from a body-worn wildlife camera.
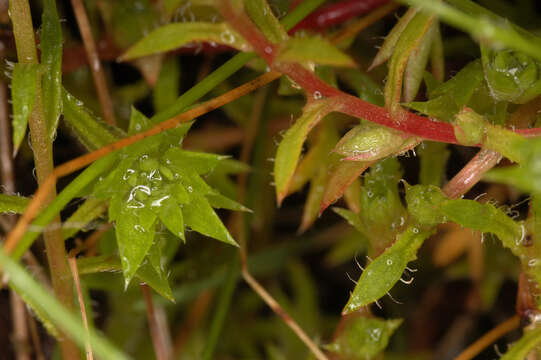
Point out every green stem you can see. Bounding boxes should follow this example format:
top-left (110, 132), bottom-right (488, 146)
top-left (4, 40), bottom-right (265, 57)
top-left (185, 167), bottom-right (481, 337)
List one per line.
top-left (201, 260), bottom-right (239, 360)
top-left (8, 0), bottom-right (80, 358)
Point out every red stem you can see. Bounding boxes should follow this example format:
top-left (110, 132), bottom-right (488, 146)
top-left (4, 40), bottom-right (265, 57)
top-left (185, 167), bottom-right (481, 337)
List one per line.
top-left (221, 2), bottom-right (541, 144)
top-left (291, 0), bottom-right (391, 32)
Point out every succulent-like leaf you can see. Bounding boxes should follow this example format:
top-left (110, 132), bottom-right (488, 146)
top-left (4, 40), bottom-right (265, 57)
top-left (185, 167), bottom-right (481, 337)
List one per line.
top-left (11, 63), bottom-right (41, 153)
top-left (326, 317), bottom-right (403, 359)
top-left (120, 22), bottom-right (251, 61)
top-left (41, 0), bottom-right (63, 140)
top-left (343, 226), bottom-right (435, 313)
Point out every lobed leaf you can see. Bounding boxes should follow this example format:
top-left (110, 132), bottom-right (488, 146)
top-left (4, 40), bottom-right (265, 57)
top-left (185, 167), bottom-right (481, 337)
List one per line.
top-left (343, 226), bottom-right (435, 313)
top-left (120, 22), bottom-right (251, 61)
top-left (11, 63), bottom-right (41, 153)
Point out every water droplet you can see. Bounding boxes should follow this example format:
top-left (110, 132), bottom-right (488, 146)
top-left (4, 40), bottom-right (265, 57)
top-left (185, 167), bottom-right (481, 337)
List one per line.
top-left (369, 328), bottom-right (382, 342)
top-left (264, 46), bottom-right (273, 54)
top-left (386, 259), bottom-right (393, 266)
top-left (412, 227), bottom-right (419, 234)
top-left (313, 91), bottom-right (322, 100)
top-left (187, 186), bottom-right (193, 193)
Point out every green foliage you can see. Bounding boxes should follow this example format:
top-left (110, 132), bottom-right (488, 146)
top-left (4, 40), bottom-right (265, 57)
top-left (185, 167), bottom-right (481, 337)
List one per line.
top-left (92, 109), bottom-right (240, 284)
top-left (11, 63), bottom-right (41, 153)
top-left (121, 22), bottom-right (251, 61)
top-left (500, 326), bottom-right (541, 359)
top-left (343, 226), bottom-right (435, 313)
top-left (326, 317), bottom-right (403, 359)
top-left (0, 249), bottom-right (130, 360)
top-left (0, 194), bottom-right (29, 214)
top-left (273, 100), bottom-right (332, 202)
top-left (276, 37), bottom-right (355, 67)
top-left (40, 0), bottom-right (63, 139)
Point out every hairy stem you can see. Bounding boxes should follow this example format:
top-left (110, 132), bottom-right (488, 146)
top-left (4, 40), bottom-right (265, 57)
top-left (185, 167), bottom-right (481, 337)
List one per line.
top-left (8, 0), bottom-right (78, 358)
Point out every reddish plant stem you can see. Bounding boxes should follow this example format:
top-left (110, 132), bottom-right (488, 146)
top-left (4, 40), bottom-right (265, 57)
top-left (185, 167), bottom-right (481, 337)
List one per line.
top-left (442, 149), bottom-right (502, 199)
top-left (292, 0), bottom-right (391, 32)
top-left (141, 284), bottom-right (170, 360)
top-left (60, 0), bottom-right (392, 73)
top-left (221, 1), bottom-right (541, 144)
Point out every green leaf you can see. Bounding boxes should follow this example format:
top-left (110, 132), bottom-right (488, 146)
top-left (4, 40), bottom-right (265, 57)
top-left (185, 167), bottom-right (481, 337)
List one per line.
top-left (405, 184), bottom-right (447, 226)
top-left (343, 226), bottom-right (435, 313)
top-left (183, 193), bottom-right (237, 246)
top-left (0, 193), bottom-right (29, 214)
top-left (274, 100), bottom-right (332, 203)
top-left (164, 148), bottom-right (226, 175)
top-left (326, 317), bottom-right (403, 359)
top-left (153, 57), bottom-right (181, 113)
top-left (299, 165), bottom-right (329, 232)
top-left (136, 257), bottom-right (174, 302)
top-left (277, 37), bottom-right (355, 67)
top-left (11, 63), bottom-right (41, 153)
top-left (338, 69), bottom-right (384, 106)
top-left (245, 0), bottom-right (288, 43)
top-left (500, 326), bottom-right (541, 360)
top-left (157, 195), bottom-right (185, 241)
top-left (116, 206), bottom-right (158, 285)
top-left (481, 45), bottom-right (541, 104)
top-left (402, 0), bottom-right (541, 62)
top-left (440, 199), bottom-right (525, 257)
top-left (333, 123), bottom-right (417, 161)
top-left (41, 0), bottom-right (63, 140)
top-left (62, 89), bottom-right (124, 151)
top-left (111, 0), bottom-right (158, 47)
top-left (484, 138), bottom-right (541, 193)
top-left (385, 11), bottom-right (435, 119)
top-left (62, 198), bottom-right (108, 240)
top-left (321, 160), bottom-right (370, 213)
top-left (206, 192), bottom-right (251, 212)
top-left (333, 207), bottom-right (363, 234)
top-left (403, 21), bottom-right (436, 102)
top-left (120, 22), bottom-right (250, 61)
top-left (369, 8), bottom-right (417, 70)
top-left (0, 249), bottom-right (130, 360)
top-left (418, 141), bottom-right (449, 186)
